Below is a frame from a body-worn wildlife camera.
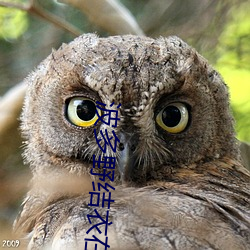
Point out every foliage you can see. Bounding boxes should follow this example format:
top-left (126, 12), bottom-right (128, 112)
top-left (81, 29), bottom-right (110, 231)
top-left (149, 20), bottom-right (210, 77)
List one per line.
top-left (215, 1), bottom-right (250, 141)
top-left (0, 5), bottom-right (28, 40)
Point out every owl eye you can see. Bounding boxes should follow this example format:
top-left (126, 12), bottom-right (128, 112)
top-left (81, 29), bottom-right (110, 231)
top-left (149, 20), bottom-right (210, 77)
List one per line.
top-left (156, 103), bottom-right (189, 133)
top-left (66, 97), bottom-right (100, 127)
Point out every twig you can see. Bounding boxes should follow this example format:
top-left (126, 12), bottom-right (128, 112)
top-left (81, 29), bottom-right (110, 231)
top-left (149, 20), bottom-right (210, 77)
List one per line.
top-left (59, 0), bottom-right (144, 35)
top-left (0, 0), bottom-right (81, 36)
top-left (0, 1), bottom-right (29, 11)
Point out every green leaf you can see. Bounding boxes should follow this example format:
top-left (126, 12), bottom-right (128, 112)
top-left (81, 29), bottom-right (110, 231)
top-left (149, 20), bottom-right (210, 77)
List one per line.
top-left (216, 2), bottom-right (250, 142)
top-left (0, 7), bottom-right (28, 40)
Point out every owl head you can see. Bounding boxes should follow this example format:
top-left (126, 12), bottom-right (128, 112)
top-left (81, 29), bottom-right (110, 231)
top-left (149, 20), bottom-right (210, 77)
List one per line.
top-left (21, 34), bottom-right (239, 185)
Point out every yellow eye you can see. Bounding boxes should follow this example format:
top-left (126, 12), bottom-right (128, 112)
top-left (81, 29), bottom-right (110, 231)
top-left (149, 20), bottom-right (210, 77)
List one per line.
top-left (66, 97), bottom-right (100, 127)
top-left (156, 103), bottom-right (189, 133)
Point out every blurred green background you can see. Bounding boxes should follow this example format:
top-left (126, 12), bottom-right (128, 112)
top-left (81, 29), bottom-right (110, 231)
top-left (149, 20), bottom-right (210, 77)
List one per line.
top-left (0, 0), bottom-right (249, 241)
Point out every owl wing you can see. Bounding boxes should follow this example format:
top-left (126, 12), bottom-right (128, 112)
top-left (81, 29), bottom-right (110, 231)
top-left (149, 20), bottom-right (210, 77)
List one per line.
top-left (27, 185), bottom-right (250, 250)
top-left (20, 159), bottom-right (250, 250)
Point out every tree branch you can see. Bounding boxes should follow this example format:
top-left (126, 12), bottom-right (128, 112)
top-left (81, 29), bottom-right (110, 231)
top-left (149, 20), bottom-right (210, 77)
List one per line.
top-left (0, 0), bottom-right (81, 36)
top-left (0, 1), bottom-right (29, 11)
top-left (59, 0), bottom-right (144, 35)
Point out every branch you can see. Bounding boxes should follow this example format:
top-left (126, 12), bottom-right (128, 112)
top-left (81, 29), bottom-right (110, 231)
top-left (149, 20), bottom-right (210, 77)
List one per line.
top-left (0, 0), bottom-right (81, 36)
top-left (0, 1), bottom-right (28, 10)
top-left (59, 0), bottom-right (144, 35)
top-left (0, 82), bottom-right (26, 138)
top-left (0, 82), bottom-right (26, 168)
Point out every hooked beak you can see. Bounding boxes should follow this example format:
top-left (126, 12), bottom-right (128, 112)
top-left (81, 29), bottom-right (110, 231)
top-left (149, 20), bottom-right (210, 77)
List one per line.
top-left (118, 132), bottom-right (137, 182)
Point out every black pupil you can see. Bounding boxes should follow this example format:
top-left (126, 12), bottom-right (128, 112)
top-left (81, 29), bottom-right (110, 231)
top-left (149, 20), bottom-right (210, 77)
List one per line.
top-left (76, 100), bottom-right (96, 121)
top-left (162, 105), bottom-right (181, 127)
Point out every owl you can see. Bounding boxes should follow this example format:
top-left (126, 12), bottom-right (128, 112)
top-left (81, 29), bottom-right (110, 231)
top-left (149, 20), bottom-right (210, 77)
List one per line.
top-left (14, 34), bottom-right (250, 250)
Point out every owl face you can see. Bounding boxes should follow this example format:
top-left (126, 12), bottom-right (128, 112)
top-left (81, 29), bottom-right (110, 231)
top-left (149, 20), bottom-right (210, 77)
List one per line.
top-left (22, 34), bottom-right (238, 185)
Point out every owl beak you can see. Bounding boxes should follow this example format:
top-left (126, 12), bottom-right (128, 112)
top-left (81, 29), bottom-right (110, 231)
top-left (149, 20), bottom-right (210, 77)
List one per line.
top-left (117, 132), bottom-right (137, 182)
